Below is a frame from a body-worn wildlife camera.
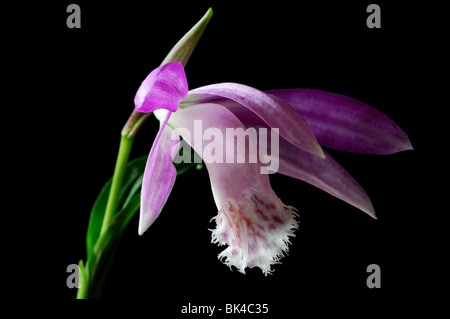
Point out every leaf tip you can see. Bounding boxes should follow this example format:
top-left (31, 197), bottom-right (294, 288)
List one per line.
top-left (206, 7), bottom-right (213, 18)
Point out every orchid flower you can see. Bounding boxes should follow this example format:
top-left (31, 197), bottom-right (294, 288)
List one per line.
top-left (75, 8), bottom-right (412, 300)
top-left (134, 62), bottom-right (412, 275)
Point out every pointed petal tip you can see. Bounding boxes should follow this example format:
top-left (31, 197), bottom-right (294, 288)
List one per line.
top-left (138, 223), bottom-right (147, 236)
top-left (385, 135), bottom-right (413, 154)
top-left (309, 142), bottom-right (326, 159)
top-left (389, 129), bottom-right (414, 154)
top-left (358, 198), bottom-right (377, 219)
top-left (304, 131), bottom-right (326, 159)
top-left (138, 207), bottom-right (157, 236)
top-left (316, 145), bottom-right (326, 159)
top-left (361, 201), bottom-right (377, 219)
top-left (367, 209), bottom-right (377, 220)
top-left (190, 83), bottom-right (325, 158)
top-left (268, 89), bottom-right (413, 155)
top-left (138, 208), bottom-right (149, 236)
top-left (404, 138), bottom-right (414, 151)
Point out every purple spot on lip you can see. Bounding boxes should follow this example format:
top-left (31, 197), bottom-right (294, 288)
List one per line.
top-left (255, 208), bottom-right (270, 221)
top-left (272, 215), bottom-right (283, 224)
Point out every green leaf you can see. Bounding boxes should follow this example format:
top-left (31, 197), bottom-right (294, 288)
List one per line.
top-left (110, 193), bottom-right (141, 235)
top-left (82, 154), bottom-right (198, 298)
top-left (86, 156), bottom-right (146, 261)
top-left (85, 154), bottom-right (199, 261)
top-left (86, 180), bottom-right (111, 262)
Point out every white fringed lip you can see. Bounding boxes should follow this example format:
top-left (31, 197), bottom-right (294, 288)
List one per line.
top-left (211, 188), bottom-right (298, 275)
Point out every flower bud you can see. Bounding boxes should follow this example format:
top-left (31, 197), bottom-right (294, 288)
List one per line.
top-left (161, 8), bottom-right (213, 67)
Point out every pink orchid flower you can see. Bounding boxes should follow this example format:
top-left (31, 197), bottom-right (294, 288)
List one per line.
top-left (134, 61), bottom-right (412, 275)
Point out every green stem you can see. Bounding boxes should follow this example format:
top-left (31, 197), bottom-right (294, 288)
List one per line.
top-left (76, 280), bottom-right (88, 299)
top-left (77, 110), bottom-right (148, 299)
top-left (122, 110), bottom-right (151, 139)
top-left (99, 134), bottom-right (134, 237)
top-left (76, 261), bottom-right (88, 299)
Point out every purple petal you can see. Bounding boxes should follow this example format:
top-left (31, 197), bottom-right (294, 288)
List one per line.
top-left (267, 89), bottom-right (412, 154)
top-left (139, 111), bottom-right (180, 235)
top-left (255, 127), bottom-right (375, 218)
top-left (134, 62), bottom-right (188, 113)
top-left (188, 83), bottom-right (325, 158)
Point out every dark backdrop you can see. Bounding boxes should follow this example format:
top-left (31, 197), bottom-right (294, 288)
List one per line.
top-left (5, 0), bottom-right (444, 315)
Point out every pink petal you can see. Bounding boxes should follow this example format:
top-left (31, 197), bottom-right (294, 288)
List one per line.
top-left (258, 127), bottom-right (376, 218)
top-left (167, 102), bottom-right (269, 208)
top-left (139, 110), bottom-right (180, 235)
top-left (134, 62), bottom-right (188, 113)
top-left (188, 83), bottom-right (325, 158)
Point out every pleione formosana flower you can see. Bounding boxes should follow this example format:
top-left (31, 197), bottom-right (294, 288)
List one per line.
top-left (134, 62), bottom-right (412, 275)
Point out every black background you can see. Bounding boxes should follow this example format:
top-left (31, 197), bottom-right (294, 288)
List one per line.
top-left (5, 0), bottom-right (445, 315)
